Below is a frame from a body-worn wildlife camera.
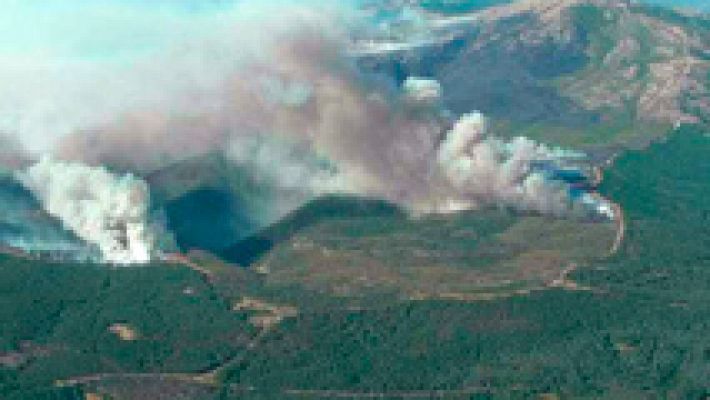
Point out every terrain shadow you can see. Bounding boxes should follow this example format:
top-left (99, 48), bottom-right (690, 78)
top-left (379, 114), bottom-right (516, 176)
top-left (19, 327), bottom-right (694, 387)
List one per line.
top-left (165, 188), bottom-right (259, 253)
top-left (220, 195), bottom-right (404, 267)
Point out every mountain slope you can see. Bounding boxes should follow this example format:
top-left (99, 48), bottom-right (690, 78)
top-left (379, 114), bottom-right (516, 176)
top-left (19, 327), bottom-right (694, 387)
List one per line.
top-left (359, 0), bottom-right (710, 150)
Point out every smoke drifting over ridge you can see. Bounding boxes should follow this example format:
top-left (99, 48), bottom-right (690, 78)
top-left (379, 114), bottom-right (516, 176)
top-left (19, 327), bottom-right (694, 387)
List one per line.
top-left (0, 1), bottom-right (585, 263)
top-left (51, 2), bottom-right (574, 211)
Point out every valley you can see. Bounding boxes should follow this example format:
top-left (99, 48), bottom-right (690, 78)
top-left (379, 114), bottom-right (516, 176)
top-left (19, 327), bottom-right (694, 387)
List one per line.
top-left (1, 1), bottom-right (709, 399)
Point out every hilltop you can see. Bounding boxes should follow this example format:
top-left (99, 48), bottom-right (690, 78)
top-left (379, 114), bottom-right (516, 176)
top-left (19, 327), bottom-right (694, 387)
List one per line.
top-left (1, 1), bottom-right (709, 399)
top-left (360, 0), bottom-right (710, 151)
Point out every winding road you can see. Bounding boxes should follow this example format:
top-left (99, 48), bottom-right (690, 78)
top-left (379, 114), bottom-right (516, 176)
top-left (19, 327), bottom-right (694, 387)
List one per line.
top-left (55, 159), bottom-right (629, 398)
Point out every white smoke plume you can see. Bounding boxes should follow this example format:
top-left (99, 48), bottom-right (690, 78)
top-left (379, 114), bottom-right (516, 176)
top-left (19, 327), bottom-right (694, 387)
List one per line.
top-left (16, 158), bottom-right (156, 264)
top-left (436, 112), bottom-right (571, 215)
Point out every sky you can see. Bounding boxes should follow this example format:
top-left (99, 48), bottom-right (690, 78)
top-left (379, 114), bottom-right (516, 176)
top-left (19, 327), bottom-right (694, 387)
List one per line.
top-left (0, 0), bottom-right (239, 60)
top-left (647, 1), bottom-right (710, 11)
top-left (0, 0), bottom-right (247, 152)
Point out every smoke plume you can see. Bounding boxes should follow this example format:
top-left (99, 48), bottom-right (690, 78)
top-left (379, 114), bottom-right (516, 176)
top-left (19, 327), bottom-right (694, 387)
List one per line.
top-left (0, 1), bottom-right (589, 262)
top-left (16, 158), bottom-right (157, 264)
top-left (50, 6), bottom-right (576, 215)
top-left (60, 9), bottom-right (566, 213)
top-left (0, 133), bottom-right (31, 171)
top-left (436, 113), bottom-right (570, 215)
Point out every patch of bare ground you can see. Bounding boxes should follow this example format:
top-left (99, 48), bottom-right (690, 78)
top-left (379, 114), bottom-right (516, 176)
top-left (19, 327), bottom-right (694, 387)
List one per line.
top-left (543, 1), bottom-right (710, 127)
top-left (638, 57), bottom-right (706, 124)
top-left (161, 252), bottom-right (215, 283)
top-left (0, 341), bottom-right (57, 369)
top-left (233, 297), bottom-right (298, 330)
top-left (59, 372), bottom-right (212, 386)
top-left (0, 245), bottom-right (37, 260)
top-left (609, 201), bottom-right (625, 255)
top-left (614, 342), bottom-right (638, 353)
top-left (477, 0), bottom-right (621, 27)
top-left (108, 323), bottom-right (139, 341)
top-left (0, 352), bottom-right (26, 368)
top-left (53, 253), bottom-right (284, 394)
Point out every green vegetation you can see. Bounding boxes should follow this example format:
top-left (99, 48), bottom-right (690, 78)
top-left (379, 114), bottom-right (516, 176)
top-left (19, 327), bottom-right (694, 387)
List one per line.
top-left (571, 4), bottom-right (621, 61)
top-left (222, 196), bottom-right (406, 267)
top-left (570, 4), bottom-right (661, 76)
top-left (217, 126), bottom-right (709, 398)
top-left (493, 115), bottom-right (670, 150)
top-left (0, 259), bottom-right (257, 398)
top-left (220, 195), bottom-right (614, 304)
top-left (1, 127), bottom-right (709, 399)
top-left (486, 4), bottom-right (677, 150)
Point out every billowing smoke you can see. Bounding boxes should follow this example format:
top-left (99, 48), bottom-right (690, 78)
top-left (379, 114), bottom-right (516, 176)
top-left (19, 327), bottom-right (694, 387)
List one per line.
top-left (16, 158), bottom-right (157, 264)
top-left (48, 7), bottom-right (577, 215)
top-left (436, 113), bottom-right (570, 215)
top-left (0, 1), bottom-right (591, 262)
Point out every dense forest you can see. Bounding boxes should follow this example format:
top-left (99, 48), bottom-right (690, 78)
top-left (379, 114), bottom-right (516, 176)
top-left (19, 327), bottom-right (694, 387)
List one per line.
top-left (218, 126), bottom-right (710, 398)
top-left (1, 127), bottom-right (708, 398)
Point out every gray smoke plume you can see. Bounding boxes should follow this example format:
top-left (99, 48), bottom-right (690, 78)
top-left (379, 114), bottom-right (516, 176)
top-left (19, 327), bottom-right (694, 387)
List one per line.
top-left (52, 6), bottom-right (575, 215)
top-left (0, 1), bottom-right (586, 261)
top-left (0, 133), bottom-right (31, 171)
